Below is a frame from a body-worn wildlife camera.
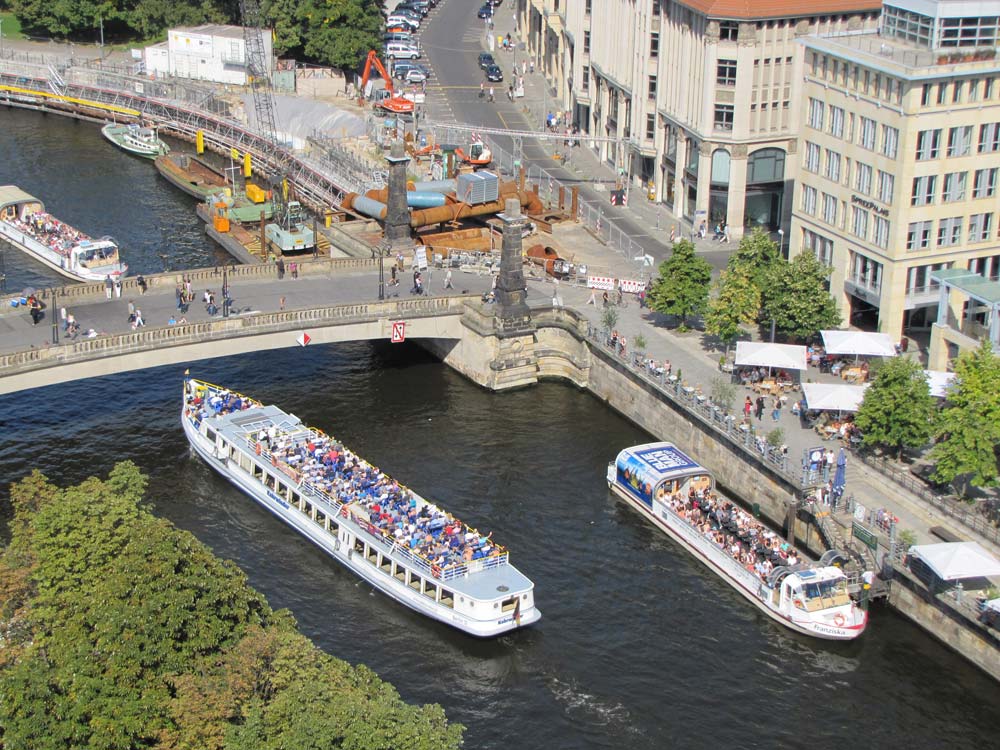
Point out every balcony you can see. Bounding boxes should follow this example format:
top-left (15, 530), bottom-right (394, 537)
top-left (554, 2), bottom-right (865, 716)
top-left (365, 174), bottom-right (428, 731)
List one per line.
top-left (844, 276), bottom-right (882, 306)
top-left (904, 284), bottom-right (942, 309)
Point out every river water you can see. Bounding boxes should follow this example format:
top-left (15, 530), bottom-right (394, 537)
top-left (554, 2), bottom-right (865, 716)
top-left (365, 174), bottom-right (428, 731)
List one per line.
top-left (2, 109), bottom-right (999, 749)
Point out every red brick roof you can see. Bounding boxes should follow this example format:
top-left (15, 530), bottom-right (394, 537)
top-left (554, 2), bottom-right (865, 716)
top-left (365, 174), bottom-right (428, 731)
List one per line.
top-left (676, 0), bottom-right (881, 19)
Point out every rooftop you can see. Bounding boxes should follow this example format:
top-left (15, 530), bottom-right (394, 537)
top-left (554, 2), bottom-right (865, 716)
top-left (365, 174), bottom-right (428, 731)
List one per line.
top-left (172, 24), bottom-right (247, 40)
top-left (804, 30), bottom-right (1000, 77)
top-left (677, 0), bottom-right (881, 20)
top-left (931, 268), bottom-right (1000, 306)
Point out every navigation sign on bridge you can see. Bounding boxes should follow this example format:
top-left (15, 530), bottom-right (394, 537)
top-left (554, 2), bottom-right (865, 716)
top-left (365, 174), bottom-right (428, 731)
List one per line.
top-left (391, 321), bottom-right (406, 343)
top-left (296, 332), bottom-right (311, 347)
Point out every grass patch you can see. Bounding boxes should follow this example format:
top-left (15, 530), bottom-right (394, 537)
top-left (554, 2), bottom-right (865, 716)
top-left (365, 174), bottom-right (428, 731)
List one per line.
top-left (0, 11), bottom-right (26, 40)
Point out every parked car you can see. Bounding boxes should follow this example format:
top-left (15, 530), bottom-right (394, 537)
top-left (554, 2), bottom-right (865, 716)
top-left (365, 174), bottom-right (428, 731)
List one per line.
top-left (485, 64), bottom-right (503, 82)
top-left (397, 1), bottom-right (430, 15)
top-left (400, 68), bottom-right (427, 84)
top-left (386, 15), bottom-right (419, 31)
top-left (390, 8), bottom-right (423, 23)
top-left (385, 42), bottom-right (422, 60)
top-left (478, 52), bottom-right (495, 69)
top-left (391, 60), bottom-right (429, 79)
top-left (477, 3), bottom-right (493, 18)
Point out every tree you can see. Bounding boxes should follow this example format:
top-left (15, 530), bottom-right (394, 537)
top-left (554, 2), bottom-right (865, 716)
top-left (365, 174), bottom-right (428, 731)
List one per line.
top-left (298, 0), bottom-right (383, 72)
top-left (855, 357), bottom-right (935, 460)
top-left (264, 0), bottom-right (305, 55)
top-left (704, 264), bottom-right (759, 352)
top-left (647, 239), bottom-right (712, 330)
top-left (759, 251), bottom-right (841, 341)
top-left (727, 227), bottom-right (782, 292)
top-left (931, 340), bottom-right (1000, 493)
top-left (600, 305), bottom-right (619, 335)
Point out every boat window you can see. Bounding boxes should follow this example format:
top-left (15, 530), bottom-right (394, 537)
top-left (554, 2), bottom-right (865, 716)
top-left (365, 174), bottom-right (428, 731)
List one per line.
top-left (423, 581), bottom-right (437, 600)
top-left (206, 429), bottom-right (217, 442)
top-left (440, 589), bottom-right (454, 608)
top-left (290, 491), bottom-right (300, 505)
top-left (265, 474), bottom-right (276, 490)
top-left (501, 596), bottom-right (517, 613)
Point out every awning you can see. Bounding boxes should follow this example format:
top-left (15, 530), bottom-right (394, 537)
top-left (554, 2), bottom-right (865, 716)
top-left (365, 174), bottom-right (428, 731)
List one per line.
top-left (924, 370), bottom-right (957, 398)
top-left (734, 342), bottom-right (808, 371)
top-left (910, 542), bottom-right (1000, 581)
top-left (821, 330), bottom-right (898, 357)
top-left (801, 383), bottom-right (870, 412)
top-left (988, 598), bottom-right (1000, 614)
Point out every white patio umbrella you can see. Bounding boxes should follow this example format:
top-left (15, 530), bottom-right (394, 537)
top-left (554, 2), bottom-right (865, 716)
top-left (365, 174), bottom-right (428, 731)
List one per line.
top-left (734, 341), bottom-right (808, 372)
top-left (821, 330), bottom-right (898, 359)
top-left (801, 383), bottom-right (870, 413)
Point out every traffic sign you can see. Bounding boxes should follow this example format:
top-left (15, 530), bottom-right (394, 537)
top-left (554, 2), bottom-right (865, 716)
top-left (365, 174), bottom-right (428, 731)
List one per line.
top-left (391, 321), bottom-right (406, 343)
top-left (296, 332), bottom-right (311, 347)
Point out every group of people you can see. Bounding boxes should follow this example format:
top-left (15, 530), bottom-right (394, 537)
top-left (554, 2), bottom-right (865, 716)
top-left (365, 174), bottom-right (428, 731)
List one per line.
top-left (17, 211), bottom-right (87, 257)
top-left (664, 486), bottom-right (799, 583)
top-left (256, 422), bottom-right (501, 574)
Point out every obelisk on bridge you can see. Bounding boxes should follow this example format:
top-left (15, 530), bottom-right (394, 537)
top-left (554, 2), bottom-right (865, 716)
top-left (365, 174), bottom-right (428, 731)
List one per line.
top-left (494, 198), bottom-right (532, 333)
top-left (384, 140), bottom-right (412, 249)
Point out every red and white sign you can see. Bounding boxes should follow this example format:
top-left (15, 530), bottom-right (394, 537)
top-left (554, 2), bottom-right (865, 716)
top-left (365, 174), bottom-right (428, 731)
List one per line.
top-left (586, 276), bottom-right (645, 293)
top-left (618, 278), bottom-right (646, 294)
top-left (587, 275), bottom-right (616, 290)
top-left (391, 321), bottom-right (406, 343)
top-left (296, 332), bottom-right (311, 347)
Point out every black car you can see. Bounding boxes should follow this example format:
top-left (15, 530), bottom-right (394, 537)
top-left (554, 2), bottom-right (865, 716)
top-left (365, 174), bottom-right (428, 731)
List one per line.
top-left (396, 2), bottom-right (429, 16)
top-left (478, 52), bottom-right (495, 69)
top-left (485, 64), bottom-right (503, 82)
top-left (477, 3), bottom-right (493, 18)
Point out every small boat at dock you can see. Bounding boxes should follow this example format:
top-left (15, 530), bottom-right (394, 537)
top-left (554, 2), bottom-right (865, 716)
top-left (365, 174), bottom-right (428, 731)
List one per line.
top-left (608, 442), bottom-right (867, 640)
top-left (101, 122), bottom-right (169, 159)
top-left (155, 153), bottom-right (229, 200)
top-left (183, 378), bottom-right (540, 637)
top-left (0, 185), bottom-right (127, 282)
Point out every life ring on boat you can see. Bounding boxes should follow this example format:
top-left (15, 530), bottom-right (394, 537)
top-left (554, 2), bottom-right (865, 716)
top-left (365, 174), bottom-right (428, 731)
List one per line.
top-left (255, 443), bottom-right (262, 456)
top-left (340, 505), bottom-right (349, 518)
top-left (833, 613), bottom-right (846, 627)
top-left (431, 564), bottom-right (442, 579)
top-left (271, 455), bottom-right (278, 467)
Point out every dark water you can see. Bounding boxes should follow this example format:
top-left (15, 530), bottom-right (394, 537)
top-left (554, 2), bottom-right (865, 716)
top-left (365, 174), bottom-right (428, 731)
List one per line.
top-left (2, 110), bottom-right (1000, 749)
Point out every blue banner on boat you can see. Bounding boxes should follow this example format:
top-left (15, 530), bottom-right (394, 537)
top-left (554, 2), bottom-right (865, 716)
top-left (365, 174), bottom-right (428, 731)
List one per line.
top-left (633, 446), bottom-right (699, 474)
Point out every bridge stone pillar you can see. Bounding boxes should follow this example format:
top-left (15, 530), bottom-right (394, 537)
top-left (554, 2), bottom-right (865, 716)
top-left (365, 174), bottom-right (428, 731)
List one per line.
top-left (385, 140), bottom-right (412, 249)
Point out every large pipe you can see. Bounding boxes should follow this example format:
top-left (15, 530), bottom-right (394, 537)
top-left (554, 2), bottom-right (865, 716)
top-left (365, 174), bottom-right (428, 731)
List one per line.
top-left (412, 179), bottom-right (457, 194)
top-left (352, 196), bottom-right (387, 220)
top-left (409, 189), bottom-right (541, 227)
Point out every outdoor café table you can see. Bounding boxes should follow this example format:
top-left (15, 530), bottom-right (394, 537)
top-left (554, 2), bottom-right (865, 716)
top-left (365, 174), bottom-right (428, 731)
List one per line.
top-left (842, 367), bottom-right (864, 383)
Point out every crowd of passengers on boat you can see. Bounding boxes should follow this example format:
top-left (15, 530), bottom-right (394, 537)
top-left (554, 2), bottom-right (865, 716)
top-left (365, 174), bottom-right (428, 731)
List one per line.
top-left (663, 487), bottom-right (801, 583)
top-left (9, 212), bottom-right (88, 256)
top-left (187, 389), bottom-right (504, 575)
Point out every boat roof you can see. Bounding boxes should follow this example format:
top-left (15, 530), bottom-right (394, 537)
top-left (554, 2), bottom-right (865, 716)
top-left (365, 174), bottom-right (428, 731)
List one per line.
top-left (0, 185), bottom-right (42, 210)
top-left (615, 442), bottom-right (708, 483)
top-left (788, 567), bottom-right (846, 584)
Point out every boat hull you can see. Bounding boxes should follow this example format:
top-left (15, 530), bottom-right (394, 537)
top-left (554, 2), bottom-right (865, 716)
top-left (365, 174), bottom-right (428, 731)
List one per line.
top-left (0, 221), bottom-right (126, 283)
top-left (101, 124), bottom-right (168, 159)
top-left (183, 413), bottom-right (539, 637)
top-left (154, 154), bottom-right (228, 200)
top-left (609, 481), bottom-right (866, 640)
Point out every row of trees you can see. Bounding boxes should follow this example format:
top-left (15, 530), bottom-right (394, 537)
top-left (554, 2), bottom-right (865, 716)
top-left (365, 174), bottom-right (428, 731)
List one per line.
top-left (7, 0), bottom-right (383, 70)
top-left (646, 229), bottom-right (841, 342)
top-left (0, 463), bottom-right (464, 749)
top-left (856, 341), bottom-right (1000, 494)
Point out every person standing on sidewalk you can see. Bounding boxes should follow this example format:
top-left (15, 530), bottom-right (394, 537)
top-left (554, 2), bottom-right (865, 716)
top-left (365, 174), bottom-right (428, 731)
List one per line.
top-left (276, 257), bottom-right (285, 279)
top-left (488, 85), bottom-right (495, 103)
top-left (755, 396), bottom-right (765, 421)
top-left (445, 268), bottom-right (453, 289)
top-left (105, 275), bottom-right (114, 300)
top-left (744, 396), bottom-right (753, 420)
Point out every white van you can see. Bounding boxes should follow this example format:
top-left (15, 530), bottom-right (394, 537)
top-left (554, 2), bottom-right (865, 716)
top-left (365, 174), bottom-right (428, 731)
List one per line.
top-left (385, 42), bottom-right (421, 60)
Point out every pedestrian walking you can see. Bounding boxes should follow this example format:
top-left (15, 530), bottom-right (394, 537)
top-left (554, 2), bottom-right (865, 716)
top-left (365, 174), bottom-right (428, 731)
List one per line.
top-left (529, 59), bottom-right (534, 74)
top-left (743, 396), bottom-right (753, 420)
top-left (65, 312), bottom-right (75, 333)
top-left (114, 278), bottom-right (122, 298)
top-left (290, 262), bottom-right (298, 280)
top-left (507, 83), bottom-right (514, 101)
top-left (390, 265), bottom-right (398, 286)
top-left (480, 81), bottom-right (485, 98)
top-left (771, 397), bottom-right (781, 422)
top-left (445, 268), bottom-right (453, 289)
top-left (279, 296), bottom-right (286, 311)
top-left (276, 257), bottom-right (285, 279)
top-left (184, 277), bottom-right (192, 298)
top-left (488, 86), bottom-right (495, 103)
top-left (60, 306), bottom-right (67, 328)
top-left (175, 283), bottom-right (184, 310)
top-left (755, 396), bottom-right (765, 421)
top-left (105, 275), bottom-right (114, 300)
top-left (587, 288), bottom-right (596, 305)
top-left (127, 300), bottom-right (135, 317)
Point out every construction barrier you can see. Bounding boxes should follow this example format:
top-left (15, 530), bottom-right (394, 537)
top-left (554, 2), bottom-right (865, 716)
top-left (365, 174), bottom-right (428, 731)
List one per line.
top-left (587, 276), bottom-right (646, 293)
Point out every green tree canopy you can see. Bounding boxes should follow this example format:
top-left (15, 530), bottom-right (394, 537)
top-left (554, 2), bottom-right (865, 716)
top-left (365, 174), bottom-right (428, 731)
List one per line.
top-left (930, 341), bottom-right (1000, 493)
top-left (298, 0), bottom-right (383, 71)
top-left (760, 251), bottom-right (841, 341)
top-left (10, 0), bottom-right (229, 40)
top-left (647, 239), bottom-right (712, 330)
top-left (855, 356), bottom-right (935, 460)
top-left (0, 464), bottom-right (463, 749)
top-left (726, 226), bottom-right (782, 292)
top-left (704, 263), bottom-right (760, 351)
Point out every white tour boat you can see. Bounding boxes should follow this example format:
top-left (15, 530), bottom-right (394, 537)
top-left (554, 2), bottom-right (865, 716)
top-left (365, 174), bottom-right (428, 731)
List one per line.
top-left (608, 442), bottom-right (867, 640)
top-left (101, 122), bottom-right (170, 159)
top-left (183, 378), bottom-right (540, 637)
top-left (0, 185), bottom-right (127, 283)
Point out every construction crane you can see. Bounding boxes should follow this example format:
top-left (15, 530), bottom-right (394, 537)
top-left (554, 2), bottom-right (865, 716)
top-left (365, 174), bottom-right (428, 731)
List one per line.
top-left (359, 50), bottom-right (415, 114)
top-left (238, 0), bottom-right (315, 254)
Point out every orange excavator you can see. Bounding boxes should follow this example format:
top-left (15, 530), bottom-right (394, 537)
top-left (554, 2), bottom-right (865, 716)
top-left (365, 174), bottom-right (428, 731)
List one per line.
top-left (359, 50), bottom-right (415, 114)
top-left (455, 134), bottom-right (493, 167)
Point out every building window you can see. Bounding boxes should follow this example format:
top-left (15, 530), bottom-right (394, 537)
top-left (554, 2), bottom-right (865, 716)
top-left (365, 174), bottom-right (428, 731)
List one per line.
top-left (585, 0), bottom-right (592, 13)
top-left (802, 185), bottom-right (818, 215)
top-left (852, 206), bottom-right (869, 239)
top-left (969, 254), bottom-right (1000, 280)
top-left (720, 21), bottom-right (739, 41)
top-left (582, 65), bottom-right (590, 92)
top-left (942, 171), bottom-right (967, 202)
top-left (803, 229), bottom-right (834, 266)
top-left (584, 31), bottom-right (591, 54)
top-left (805, 142), bottom-right (821, 173)
top-left (648, 75), bottom-right (657, 100)
top-left (717, 59), bottom-right (737, 86)
top-left (969, 213), bottom-right (994, 242)
top-left (860, 117), bottom-right (876, 150)
top-left (878, 171), bottom-right (895, 204)
top-left (881, 126), bottom-right (899, 158)
top-left (973, 167), bottom-right (998, 198)
top-left (807, 97), bottom-right (825, 130)
top-left (937, 83), bottom-right (948, 105)
top-left (822, 193), bottom-right (837, 224)
top-left (855, 163), bottom-right (873, 195)
top-left (921, 83), bottom-right (932, 106)
top-left (947, 126), bottom-right (973, 157)
top-left (938, 14), bottom-right (1000, 48)
top-left (953, 81), bottom-right (963, 103)
top-left (987, 78), bottom-right (996, 99)
top-left (916, 129), bottom-right (941, 160)
top-left (650, 32), bottom-right (659, 58)
top-left (829, 106), bottom-right (845, 138)
top-left (825, 150), bottom-right (842, 183)
top-left (646, 113), bottom-right (656, 140)
top-left (911, 175), bottom-right (937, 206)
top-left (850, 252), bottom-right (882, 293)
top-left (938, 216), bottom-right (963, 247)
top-left (979, 122), bottom-right (1000, 153)
top-left (907, 221), bottom-right (933, 250)
top-left (714, 104), bottom-right (734, 131)
top-left (873, 217), bottom-right (890, 249)
top-left (970, 79), bottom-right (981, 101)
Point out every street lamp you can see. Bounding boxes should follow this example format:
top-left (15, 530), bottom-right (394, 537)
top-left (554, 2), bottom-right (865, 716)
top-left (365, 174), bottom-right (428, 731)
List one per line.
top-left (777, 228), bottom-right (786, 258)
top-left (50, 287), bottom-right (59, 344)
top-left (376, 240), bottom-right (390, 301)
top-left (222, 264), bottom-right (231, 318)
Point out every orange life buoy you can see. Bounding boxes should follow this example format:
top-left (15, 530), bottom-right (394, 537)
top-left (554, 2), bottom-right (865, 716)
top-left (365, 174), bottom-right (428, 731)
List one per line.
top-left (255, 442), bottom-right (262, 456)
top-left (833, 613), bottom-right (846, 627)
top-left (431, 565), bottom-right (442, 579)
top-left (340, 505), bottom-right (349, 518)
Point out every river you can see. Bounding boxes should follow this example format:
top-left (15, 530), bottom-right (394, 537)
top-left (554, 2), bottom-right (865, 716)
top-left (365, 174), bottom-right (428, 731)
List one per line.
top-left (2, 108), bottom-right (999, 749)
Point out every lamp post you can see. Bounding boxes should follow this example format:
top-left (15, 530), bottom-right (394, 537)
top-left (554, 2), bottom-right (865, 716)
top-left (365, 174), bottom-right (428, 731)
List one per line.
top-left (50, 287), bottom-right (59, 345)
top-left (222, 264), bottom-right (231, 318)
top-left (376, 240), bottom-right (389, 301)
top-left (777, 227), bottom-right (786, 259)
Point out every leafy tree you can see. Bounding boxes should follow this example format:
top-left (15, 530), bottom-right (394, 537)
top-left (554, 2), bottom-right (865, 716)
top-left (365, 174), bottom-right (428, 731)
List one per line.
top-left (760, 251), bottom-right (840, 341)
top-left (647, 239), bottom-right (712, 330)
top-left (931, 340), bottom-right (1000, 493)
top-left (704, 264), bottom-right (759, 352)
top-left (264, 0), bottom-right (304, 55)
top-left (727, 226), bottom-right (782, 292)
top-left (855, 357), bottom-right (935, 460)
top-left (298, 0), bottom-right (382, 72)
top-left (600, 305), bottom-right (618, 335)
top-left (11, 0), bottom-right (228, 40)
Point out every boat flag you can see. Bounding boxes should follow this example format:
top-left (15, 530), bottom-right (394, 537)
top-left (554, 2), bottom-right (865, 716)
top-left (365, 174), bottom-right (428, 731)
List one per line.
top-left (513, 596), bottom-right (521, 626)
top-left (297, 332), bottom-right (311, 347)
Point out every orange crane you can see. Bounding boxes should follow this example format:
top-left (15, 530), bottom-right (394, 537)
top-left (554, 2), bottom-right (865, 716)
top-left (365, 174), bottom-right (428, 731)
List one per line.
top-left (359, 50), bottom-right (415, 114)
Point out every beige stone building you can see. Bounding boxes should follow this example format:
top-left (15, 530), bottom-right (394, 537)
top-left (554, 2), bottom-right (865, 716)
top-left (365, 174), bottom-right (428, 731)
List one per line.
top-left (789, 1), bottom-right (1000, 346)
top-left (515, 0), bottom-right (881, 236)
